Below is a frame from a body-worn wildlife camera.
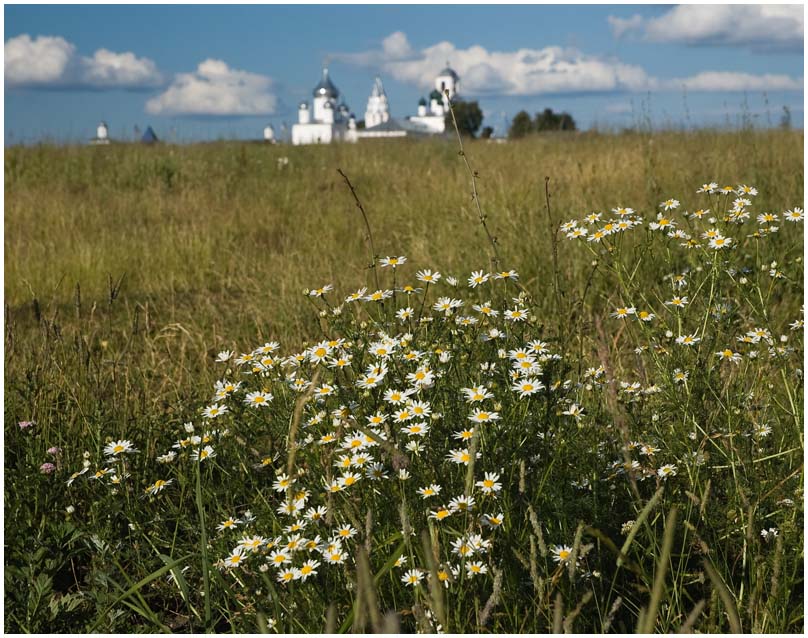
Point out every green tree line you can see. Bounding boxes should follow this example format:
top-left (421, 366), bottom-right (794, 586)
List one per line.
top-left (509, 108), bottom-right (577, 139)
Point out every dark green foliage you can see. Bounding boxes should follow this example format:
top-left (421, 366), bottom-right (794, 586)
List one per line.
top-left (508, 110), bottom-right (534, 139)
top-left (446, 99), bottom-right (484, 137)
top-left (534, 108), bottom-right (577, 132)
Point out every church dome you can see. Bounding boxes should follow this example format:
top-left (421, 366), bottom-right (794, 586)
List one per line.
top-left (429, 89), bottom-right (443, 101)
top-left (313, 68), bottom-right (339, 98)
top-left (418, 97), bottom-right (427, 106)
top-left (370, 76), bottom-right (386, 98)
top-left (438, 66), bottom-right (459, 80)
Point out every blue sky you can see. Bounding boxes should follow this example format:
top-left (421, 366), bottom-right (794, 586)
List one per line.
top-left (4, 4), bottom-right (804, 143)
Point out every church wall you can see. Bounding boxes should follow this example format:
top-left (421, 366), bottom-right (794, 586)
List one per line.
top-left (292, 122), bottom-right (357, 146)
top-left (408, 115), bottom-right (446, 134)
top-left (292, 123), bottom-right (334, 146)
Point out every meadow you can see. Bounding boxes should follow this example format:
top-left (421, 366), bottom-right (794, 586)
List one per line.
top-left (4, 127), bottom-right (804, 633)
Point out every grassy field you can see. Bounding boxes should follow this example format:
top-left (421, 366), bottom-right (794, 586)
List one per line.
top-left (4, 129), bottom-right (804, 633)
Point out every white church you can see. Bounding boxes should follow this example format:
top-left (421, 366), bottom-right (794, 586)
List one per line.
top-left (407, 65), bottom-right (459, 134)
top-left (291, 68), bottom-right (358, 145)
top-left (291, 65), bottom-right (460, 145)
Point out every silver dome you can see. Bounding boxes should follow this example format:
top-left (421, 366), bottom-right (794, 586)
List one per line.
top-left (312, 68), bottom-right (339, 98)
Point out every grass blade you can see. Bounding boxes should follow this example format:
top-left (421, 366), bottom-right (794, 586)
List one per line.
top-left (703, 558), bottom-right (742, 633)
top-left (638, 507), bottom-right (677, 633)
top-left (87, 554), bottom-right (192, 633)
top-left (618, 487), bottom-right (664, 568)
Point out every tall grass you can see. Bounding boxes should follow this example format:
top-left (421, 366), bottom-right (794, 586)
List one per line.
top-left (4, 129), bottom-right (804, 633)
top-left (5, 130), bottom-right (802, 336)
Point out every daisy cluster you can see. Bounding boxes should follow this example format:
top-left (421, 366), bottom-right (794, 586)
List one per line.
top-left (562, 184), bottom-right (803, 484)
top-left (100, 256), bottom-right (609, 597)
top-left (59, 183), bottom-right (801, 631)
top-left (564, 184), bottom-right (802, 249)
top-left (198, 275), bottom-right (565, 586)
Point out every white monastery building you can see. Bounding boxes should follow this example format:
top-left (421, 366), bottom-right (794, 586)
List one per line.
top-left (407, 65), bottom-right (459, 134)
top-left (292, 65), bottom-right (461, 144)
top-left (90, 121), bottom-right (111, 145)
top-left (263, 124), bottom-right (276, 143)
top-left (364, 76), bottom-right (390, 129)
top-left (292, 68), bottom-right (357, 145)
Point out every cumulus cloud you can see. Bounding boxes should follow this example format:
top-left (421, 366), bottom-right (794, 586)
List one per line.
top-left (82, 49), bottom-right (163, 88)
top-left (334, 32), bottom-right (655, 96)
top-left (609, 5), bottom-right (804, 53)
top-left (382, 31), bottom-right (413, 59)
top-left (665, 71), bottom-right (803, 93)
top-left (5, 34), bottom-right (162, 89)
top-left (5, 34), bottom-right (76, 85)
top-left (335, 31), bottom-right (802, 98)
top-left (145, 59), bottom-right (277, 116)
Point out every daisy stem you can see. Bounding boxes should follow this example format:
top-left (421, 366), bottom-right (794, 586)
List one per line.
top-left (699, 250), bottom-right (719, 346)
top-left (416, 282), bottom-right (430, 325)
top-left (392, 267), bottom-right (398, 317)
top-left (464, 427), bottom-right (480, 499)
top-left (194, 460), bottom-right (212, 630)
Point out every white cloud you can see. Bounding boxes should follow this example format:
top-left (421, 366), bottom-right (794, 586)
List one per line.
top-left (335, 32), bottom-right (655, 96)
top-left (382, 31), bottom-right (413, 59)
top-left (609, 5), bottom-right (804, 53)
top-left (5, 34), bottom-right (76, 85)
top-left (666, 71), bottom-right (803, 93)
top-left (145, 59), bottom-right (277, 116)
top-left (5, 34), bottom-right (162, 89)
top-left (82, 49), bottom-right (162, 88)
top-left (335, 32), bottom-right (802, 98)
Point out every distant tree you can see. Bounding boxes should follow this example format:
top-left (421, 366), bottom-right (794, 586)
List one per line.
top-left (356, 120), bottom-right (366, 130)
top-left (535, 109), bottom-right (555, 132)
top-left (508, 110), bottom-right (534, 139)
top-left (557, 112), bottom-right (577, 131)
top-left (445, 100), bottom-right (483, 137)
top-left (534, 108), bottom-right (577, 132)
top-left (480, 126), bottom-right (494, 139)
top-left (780, 106), bottom-right (792, 130)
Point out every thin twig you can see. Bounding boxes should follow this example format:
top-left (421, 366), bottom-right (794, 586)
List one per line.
top-left (337, 168), bottom-right (380, 291)
top-left (445, 91), bottom-right (501, 271)
top-left (545, 177), bottom-right (562, 316)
